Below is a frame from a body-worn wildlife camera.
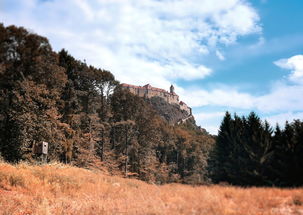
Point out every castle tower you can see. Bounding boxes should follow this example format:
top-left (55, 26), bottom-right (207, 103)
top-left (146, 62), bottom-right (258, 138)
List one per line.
top-left (170, 84), bottom-right (175, 94)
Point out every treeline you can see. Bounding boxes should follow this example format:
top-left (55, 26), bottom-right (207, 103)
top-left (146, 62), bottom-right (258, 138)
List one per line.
top-left (0, 24), bottom-right (214, 184)
top-left (209, 112), bottom-right (303, 187)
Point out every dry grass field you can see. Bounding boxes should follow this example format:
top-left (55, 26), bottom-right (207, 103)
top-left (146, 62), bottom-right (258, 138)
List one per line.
top-left (0, 162), bottom-right (303, 215)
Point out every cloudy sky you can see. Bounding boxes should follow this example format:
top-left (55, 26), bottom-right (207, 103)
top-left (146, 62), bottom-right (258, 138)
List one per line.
top-left (1, 0), bottom-right (303, 134)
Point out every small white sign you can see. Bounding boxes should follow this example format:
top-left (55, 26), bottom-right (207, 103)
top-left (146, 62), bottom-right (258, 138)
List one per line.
top-left (42, 141), bottom-right (48, 155)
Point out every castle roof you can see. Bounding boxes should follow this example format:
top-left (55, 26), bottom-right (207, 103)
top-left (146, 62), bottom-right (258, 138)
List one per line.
top-left (121, 83), bottom-right (178, 96)
top-left (143, 84), bottom-right (151, 88)
top-left (121, 83), bottom-right (140, 88)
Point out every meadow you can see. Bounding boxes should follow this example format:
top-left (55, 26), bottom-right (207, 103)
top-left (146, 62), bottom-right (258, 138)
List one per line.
top-left (0, 162), bottom-right (302, 215)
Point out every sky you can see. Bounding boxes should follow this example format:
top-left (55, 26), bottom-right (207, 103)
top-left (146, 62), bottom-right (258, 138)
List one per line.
top-left (1, 0), bottom-right (303, 134)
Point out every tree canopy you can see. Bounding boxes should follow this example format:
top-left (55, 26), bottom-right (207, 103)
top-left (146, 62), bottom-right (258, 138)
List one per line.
top-left (209, 112), bottom-right (303, 187)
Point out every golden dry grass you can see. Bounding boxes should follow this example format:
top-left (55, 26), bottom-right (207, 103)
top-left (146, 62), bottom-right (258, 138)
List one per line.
top-left (0, 162), bottom-right (303, 215)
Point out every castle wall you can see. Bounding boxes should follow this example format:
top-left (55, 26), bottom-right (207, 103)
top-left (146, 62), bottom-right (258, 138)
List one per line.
top-left (180, 102), bottom-right (192, 116)
top-left (170, 95), bottom-right (179, 104)
top-left (128, 87), bottom-right (137, 95)
top-left (138, 88), bottom-right (146, 97)
top-left (121, 83), bottom-right (191, 116)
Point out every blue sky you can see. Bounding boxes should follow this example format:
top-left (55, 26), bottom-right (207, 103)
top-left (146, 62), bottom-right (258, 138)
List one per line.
top-left (1, 0), bottom-right (303, 134)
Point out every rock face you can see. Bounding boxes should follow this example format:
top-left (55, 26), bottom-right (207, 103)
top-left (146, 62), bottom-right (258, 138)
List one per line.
top-left (148, 97), bottom-right (208, 134)
top-left (149, 96), bottom-right (191, 125)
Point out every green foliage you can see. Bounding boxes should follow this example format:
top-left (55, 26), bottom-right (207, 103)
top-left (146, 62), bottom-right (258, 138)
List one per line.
top-left (209, 112), bottom-right (303, 187)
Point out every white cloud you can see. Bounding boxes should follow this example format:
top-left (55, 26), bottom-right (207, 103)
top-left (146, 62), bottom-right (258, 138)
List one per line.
top-left (215, 50), bottom-right (225, 61)
top-left (74, 0), bottom-right (94, 21)
top-left (183, 75), bottom-right (303, 134)
top-left (202, 125), bottom-right (220, 135)
top-left (255, 83), bottom-right (303, 112)
top-left (179, 87), bottom-right (255, 108)
top-left (274, 55), bottom-right (303, 83)
top-left (249, 36), bottom-right (265, 49)
top-left (264, 112), bottom-right (303, 127)
top-left (182, 81), bottom-right (303, 111)
top-left (195, 112), bottom-right (226, 121)
top-left (194, 112), bottom-right (225, 134)
top-left (0, 0), bottom-right (261, 90)
top-left (213, 3), bottom-right (261, 38)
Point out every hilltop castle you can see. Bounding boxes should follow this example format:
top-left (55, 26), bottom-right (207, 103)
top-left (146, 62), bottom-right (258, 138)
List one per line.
top-left (121, 83), bottom-right (192, 116)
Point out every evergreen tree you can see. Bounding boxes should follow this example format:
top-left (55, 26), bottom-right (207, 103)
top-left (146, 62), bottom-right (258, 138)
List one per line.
top-left (208, 112), bottom-right (233, 183)
top-left (209, 112), bottom-right (275, 186)
top-left (240, 113), bottom-right (273, 185)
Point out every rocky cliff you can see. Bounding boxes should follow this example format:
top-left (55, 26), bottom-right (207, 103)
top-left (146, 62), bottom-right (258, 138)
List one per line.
top-left (148, 96), bottom-right (192, 125)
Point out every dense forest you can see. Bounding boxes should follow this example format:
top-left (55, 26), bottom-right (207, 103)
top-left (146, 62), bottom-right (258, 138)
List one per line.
top-left (0, 24), bottom-right (302, 187)
top-left (0, 24), bottom-right (214, 184)
top-left (209, 112), bottom-right (303, 187)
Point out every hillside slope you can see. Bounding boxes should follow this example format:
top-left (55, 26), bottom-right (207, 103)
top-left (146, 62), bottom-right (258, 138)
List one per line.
top-left (1, 162), bottom-right (303, 215)
top-left (149, 96), bottom-right (190, 125)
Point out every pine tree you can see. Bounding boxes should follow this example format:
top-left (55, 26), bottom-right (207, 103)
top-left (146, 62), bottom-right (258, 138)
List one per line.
top-left (208, 112), bottom-right (233, 183)
top-left (209, 112), bottom-right (275, 186)
top-left (291, 120), bottom-right (303, 185)
top-left (239, 113), bottom-right (273, 185)
top-left (272, 120), bottom-right (303, 186)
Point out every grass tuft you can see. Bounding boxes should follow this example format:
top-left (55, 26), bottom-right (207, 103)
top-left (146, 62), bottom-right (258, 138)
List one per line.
top-left (8, 173), bottom-right (25, 187)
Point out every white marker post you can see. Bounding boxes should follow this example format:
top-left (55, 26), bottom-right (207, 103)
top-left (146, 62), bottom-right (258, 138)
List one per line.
top-left (41, 141), bottom-right (48, 163)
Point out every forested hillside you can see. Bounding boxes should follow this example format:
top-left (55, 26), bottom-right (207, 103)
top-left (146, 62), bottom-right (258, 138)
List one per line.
top-left (0, 24), bottom-right (214, 184)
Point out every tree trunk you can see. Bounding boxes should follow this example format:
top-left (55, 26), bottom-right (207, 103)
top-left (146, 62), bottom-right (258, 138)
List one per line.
top-left (125, 126), bottom-right (128, 177)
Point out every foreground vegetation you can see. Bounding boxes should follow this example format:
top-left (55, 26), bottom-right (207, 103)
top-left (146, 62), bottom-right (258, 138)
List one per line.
top-left (0, 162), bottom-right (303, 215)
